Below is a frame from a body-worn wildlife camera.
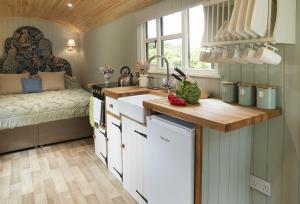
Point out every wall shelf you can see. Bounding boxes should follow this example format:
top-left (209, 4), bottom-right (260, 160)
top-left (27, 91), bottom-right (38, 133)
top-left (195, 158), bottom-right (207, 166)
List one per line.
top-left (202, 0), bottom-right (296, 47)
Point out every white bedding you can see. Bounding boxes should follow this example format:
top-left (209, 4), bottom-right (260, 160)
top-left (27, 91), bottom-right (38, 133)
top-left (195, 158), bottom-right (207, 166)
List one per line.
top-left (0, 88), bottom-right (90, 130)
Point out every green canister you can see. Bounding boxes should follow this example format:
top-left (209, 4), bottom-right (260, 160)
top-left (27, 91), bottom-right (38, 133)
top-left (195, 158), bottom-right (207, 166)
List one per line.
top-left (238, 83), bottom-right (256, 106)
top-left (256, 85), bottom-right (277, 109)
top-left (221, 81), bottom-right (238, 103)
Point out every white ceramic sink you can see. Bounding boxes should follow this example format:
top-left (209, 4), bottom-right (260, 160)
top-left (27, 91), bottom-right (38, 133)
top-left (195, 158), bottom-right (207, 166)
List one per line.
top-left (118, 94), bottom-right (163, 124)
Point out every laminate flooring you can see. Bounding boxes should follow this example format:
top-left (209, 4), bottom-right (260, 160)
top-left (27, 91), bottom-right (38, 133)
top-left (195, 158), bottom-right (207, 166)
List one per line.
top-left (0, 138), bottom-right (137, 204)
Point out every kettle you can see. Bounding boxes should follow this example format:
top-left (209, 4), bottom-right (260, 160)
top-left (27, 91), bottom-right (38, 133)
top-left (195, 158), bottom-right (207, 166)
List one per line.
top-left (118, 66), bottom-right (132, 87)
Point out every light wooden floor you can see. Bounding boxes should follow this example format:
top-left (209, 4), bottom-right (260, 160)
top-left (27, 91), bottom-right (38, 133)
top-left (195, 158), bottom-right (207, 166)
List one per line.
top-left (0, 138), bottom-right (137, 204)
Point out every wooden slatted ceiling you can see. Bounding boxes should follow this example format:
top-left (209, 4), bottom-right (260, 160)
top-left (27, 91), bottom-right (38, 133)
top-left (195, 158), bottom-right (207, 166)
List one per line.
top-left (0, 0), bottom-right (161, 32)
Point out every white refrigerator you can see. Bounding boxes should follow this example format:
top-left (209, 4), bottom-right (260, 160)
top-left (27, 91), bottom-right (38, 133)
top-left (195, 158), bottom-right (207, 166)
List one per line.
top-left (147, 114), bottom-right (196, 204)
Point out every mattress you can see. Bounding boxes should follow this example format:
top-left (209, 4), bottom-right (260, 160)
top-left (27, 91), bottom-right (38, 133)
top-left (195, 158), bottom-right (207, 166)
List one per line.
top-left (0, 88), bottom-right (90, 130)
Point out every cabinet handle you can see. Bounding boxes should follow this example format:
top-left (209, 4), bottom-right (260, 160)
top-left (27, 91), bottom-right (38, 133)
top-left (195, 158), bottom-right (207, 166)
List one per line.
top-left (113, 167), bottom-right (123, 181)
top-left (121, 144), bottom-right (125, 149)
top-left (136, 190), bottom-right (148, 203)
top-left (112, 122), bottom-right (121, 131)
top-left (109, 104), bottom-right (113, 108)
top-left (99, 152), bottom-right (107, 165)
top-left (134, 130), bottom-right (147, 139)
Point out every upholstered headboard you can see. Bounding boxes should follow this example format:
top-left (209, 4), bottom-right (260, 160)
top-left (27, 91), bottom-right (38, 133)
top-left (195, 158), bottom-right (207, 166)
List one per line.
top-left (0, 26), bottom-right (72, 76)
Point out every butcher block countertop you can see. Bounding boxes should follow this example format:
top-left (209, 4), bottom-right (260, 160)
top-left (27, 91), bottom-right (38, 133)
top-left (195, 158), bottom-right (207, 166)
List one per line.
top-left (144, 98), bottom-right (282, 132)
top-left (102, 86), bottom-right (169, 98)
top-left (102, 86), bottom-right (282, 132)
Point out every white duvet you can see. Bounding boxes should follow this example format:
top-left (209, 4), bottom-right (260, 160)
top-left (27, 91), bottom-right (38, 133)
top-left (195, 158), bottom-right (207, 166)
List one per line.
top-left (0, 88), bottom-right (90, 130)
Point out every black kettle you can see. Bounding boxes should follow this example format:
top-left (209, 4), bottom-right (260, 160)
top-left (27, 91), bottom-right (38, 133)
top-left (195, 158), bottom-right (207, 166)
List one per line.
top-left (118, 66), bottom-right (132, 87)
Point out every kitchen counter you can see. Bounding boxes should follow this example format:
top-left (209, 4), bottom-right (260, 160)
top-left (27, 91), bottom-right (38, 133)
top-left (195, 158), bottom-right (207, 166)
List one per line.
top-left (103, 86), bottom-right (282, 132)
top-left (144, 97), bottom-right (282, 132)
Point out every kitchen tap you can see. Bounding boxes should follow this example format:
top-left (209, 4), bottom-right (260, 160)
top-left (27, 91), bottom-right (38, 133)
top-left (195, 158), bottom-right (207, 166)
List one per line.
top-left (147, 55), bottom-right (172, 93)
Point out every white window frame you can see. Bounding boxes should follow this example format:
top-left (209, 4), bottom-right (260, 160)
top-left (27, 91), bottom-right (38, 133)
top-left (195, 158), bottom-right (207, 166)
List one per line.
top-left (138, 5), bottom-right (220, 78)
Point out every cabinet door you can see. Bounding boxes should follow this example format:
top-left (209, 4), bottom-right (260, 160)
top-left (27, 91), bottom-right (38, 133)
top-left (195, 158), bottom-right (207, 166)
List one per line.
top-left (94, 127), bottom-right (107, 166)
top-left (107, 114), bottom-right (123, 182)
top-left (122, 117), bottom-right (148, 204)
top-left (122, 117), bottom-right (138, 200)
top-left (136, 127), bottom-right (148, 204)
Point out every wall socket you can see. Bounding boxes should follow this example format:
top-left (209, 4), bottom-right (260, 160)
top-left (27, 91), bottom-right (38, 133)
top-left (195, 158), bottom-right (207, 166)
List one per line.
top-left (250, 175), bottom-right (271, 196)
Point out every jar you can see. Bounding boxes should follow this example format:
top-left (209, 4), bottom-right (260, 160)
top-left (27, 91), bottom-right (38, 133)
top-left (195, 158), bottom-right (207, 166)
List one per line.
top-left (238, 83), bottom-right (256, 106)
top-left (256, 85), bottom-right (277, 109)
top-left (139, 75), bottom-right (149, 87)
top-left (221, 81), bottom-right (238, 103)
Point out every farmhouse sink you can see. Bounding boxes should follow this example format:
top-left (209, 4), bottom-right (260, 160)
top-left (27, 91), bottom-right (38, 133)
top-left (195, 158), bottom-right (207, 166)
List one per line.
top-left (118, 94), bottom-right (163, 123)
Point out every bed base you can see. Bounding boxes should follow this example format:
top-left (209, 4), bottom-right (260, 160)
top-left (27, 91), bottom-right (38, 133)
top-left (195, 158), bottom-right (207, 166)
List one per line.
top-left (0, 116), bottom-right (92, 154)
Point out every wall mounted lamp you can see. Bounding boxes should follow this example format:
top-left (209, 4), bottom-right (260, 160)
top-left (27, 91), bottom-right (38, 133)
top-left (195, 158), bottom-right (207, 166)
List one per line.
top-left (67, 39), bottom-right (76, 51)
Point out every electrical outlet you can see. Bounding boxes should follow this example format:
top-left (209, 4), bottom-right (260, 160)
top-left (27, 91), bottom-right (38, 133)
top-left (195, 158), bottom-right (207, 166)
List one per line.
top-left (250, 175), bottom-right (271, 196)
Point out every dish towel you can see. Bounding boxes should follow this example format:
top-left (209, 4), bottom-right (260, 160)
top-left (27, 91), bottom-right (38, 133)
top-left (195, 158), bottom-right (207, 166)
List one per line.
top-left (93, 97), bottom-right (103, 126)
top-left (89, 96), bottom-right (95, 128)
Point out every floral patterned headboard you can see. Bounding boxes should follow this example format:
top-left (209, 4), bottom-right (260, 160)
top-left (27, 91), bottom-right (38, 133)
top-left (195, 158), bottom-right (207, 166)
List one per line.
top-left (0, 26), bottom-right (72, 76)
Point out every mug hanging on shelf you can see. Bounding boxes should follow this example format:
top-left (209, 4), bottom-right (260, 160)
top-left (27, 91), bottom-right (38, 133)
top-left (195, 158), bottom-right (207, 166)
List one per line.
top-left (256, 44), bottom-right (282, 65)
top-left (244, 45), bottom-right (264, 64)
top-left (229, 47), bottom-right (248, 64)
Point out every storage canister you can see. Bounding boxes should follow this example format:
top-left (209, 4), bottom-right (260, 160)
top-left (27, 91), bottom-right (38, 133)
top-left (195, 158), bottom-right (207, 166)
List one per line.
top-left (221, 81), bottom-right (238, 103)
top-left (238, 83), bottom-right (256, 106)
top-left (256, 85), bottom-right (277, 109)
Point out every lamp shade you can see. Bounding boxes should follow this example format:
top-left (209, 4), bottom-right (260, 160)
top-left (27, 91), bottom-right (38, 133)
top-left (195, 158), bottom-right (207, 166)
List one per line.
top-left (67, 39), bottom-right (76, 47)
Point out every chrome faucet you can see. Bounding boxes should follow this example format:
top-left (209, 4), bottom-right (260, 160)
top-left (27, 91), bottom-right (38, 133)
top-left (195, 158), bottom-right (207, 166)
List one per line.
top-left (147, 55), bottom-right (172, 93)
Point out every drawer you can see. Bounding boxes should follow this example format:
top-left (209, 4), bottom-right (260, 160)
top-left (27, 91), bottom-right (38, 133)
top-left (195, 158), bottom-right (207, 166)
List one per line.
top-left (106, 96), bottom-right (120, 116)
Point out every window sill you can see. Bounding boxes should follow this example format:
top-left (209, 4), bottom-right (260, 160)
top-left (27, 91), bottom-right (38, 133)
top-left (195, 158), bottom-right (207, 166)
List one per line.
top-left (148, 70), bottom-right (221, 79)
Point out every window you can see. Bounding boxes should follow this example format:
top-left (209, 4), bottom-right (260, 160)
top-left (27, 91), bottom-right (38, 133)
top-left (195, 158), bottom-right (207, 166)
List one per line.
top-left (140, 5), bottom-right (217, 76)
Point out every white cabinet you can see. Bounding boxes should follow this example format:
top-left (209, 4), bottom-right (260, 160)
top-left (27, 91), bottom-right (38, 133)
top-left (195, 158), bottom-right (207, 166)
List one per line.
top-left (122, 116), bottom-right (148, 204)
top-left (94, 126), bottom-right (107, 166)
top-left (107, 114), bottom-right (123, 182)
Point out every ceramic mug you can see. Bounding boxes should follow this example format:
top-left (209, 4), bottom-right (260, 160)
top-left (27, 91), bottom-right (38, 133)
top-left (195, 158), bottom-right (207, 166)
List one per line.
top-left (245, 48), bottom-right (264, 64)
top-left (207, 48), bottom-right (222, 63)
top-left (256, 47), bottom-right (282, 65)
top-left (199, 50), bottom-right (211, 62)
top-left (229, 48), bottom-right (248, 64)
top-left (219, 49), bottom-right (233, 63)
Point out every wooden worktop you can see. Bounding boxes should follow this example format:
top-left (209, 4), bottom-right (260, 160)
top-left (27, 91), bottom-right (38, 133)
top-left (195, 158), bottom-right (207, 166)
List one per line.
top-left (103, 86), bottom-right (282, 132)
top-left (143, 98), bottom-right (282, 132)
top-left (102, 86), bottom-right (150, 98)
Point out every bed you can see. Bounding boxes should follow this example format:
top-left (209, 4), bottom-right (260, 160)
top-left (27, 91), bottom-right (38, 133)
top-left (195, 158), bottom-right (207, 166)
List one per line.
top-left (0, 26), bottom-right (92, 153)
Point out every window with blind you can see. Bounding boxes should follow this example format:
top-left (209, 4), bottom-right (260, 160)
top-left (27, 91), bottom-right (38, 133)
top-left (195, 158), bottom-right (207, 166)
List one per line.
top-left (138, 4), bottom-right (218, 76)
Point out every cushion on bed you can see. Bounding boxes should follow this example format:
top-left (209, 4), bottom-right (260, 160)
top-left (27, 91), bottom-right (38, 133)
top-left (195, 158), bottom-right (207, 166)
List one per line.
top-left (0, 73), bottom-right (30, 94)
top-left (38, 71), bottom-right (65, 91)
top-left (22, 78), bottom-right (43, 93)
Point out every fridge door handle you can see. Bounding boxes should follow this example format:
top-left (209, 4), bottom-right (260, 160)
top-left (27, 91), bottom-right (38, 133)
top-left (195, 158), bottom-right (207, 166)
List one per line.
top-left (134, 130), bottom-right (147, 139)
top-left (160, 136), bottom-right (170, 142)
top-left (136, 190), bottom-right (148, 203)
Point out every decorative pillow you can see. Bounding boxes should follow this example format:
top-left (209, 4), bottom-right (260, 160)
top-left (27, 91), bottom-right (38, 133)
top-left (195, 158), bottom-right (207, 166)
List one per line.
top-left (0, 73), bottom-right (30, 94)
top-left (38, 71), bottom-right (65, 91)
top-left (65, 75), bottom-right (81, 89)
top-left (21, 78), bottom-right (43, 93)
